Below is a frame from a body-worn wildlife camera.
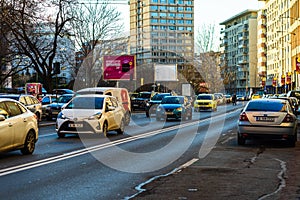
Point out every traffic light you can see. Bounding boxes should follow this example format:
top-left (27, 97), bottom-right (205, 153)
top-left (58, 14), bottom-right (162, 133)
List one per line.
top-left (53, 62), bottom-right (60, 74)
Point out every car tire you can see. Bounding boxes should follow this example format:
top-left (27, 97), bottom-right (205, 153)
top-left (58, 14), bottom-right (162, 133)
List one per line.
top-left (117, 120), bottom-right (125, 134)
top-left (237, 133), bottom-right (245, 145)
top-left (57, 132), bottom-right (65, 138)
top-left (103, 122), bottom-right (108, 137)
top-left (21, 131), bottom-right (36, 155)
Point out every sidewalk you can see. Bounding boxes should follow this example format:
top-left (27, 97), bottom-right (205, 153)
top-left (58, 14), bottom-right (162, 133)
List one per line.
top-left (132, 144), bottom-right (300, 200)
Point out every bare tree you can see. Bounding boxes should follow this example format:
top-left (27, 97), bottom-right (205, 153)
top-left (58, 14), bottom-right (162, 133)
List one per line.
top-left (1, 0), bottom-right (73, 92)
top-left (68, 1), bottom-right (125, 89)
top-left (195, 23), bottom-right (224, 93)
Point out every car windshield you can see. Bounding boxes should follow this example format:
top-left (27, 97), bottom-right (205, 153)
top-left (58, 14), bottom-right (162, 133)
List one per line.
top-left (197, 95), bottom-right (212, 100)
top-left (245, 101), bottom-right (287, 112)
top-left (137, 93), bottom-right (151, 98)
top-left (66, 97), bottom-right (104, 109)
top-left (58, 95), bottom-right (73, 103)
top-left (161, 97), bottom-right (183, 104)
top-left (151, 94), bottom-right (169, 100)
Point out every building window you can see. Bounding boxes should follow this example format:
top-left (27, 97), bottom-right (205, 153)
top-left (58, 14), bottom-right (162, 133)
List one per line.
top-left (169, 26), bottom-right (176, 30)
top-left (150, 5), bottom-right (158, 10)
top-left (160, 19), bottom-right (167, 23)
top-left (151, 0), bottom-right (158, 2)
top-left (185, 13), bottom-right (192, 18)
top-left (151, 19), bottom-right (158, 23)
top-left (160, 6), bottom-right (167, 10)
top-left (169, 13), bottom-right (176, 17)
top-left (169, 0), bottom-right (175, 4)
top-left (160, 0), bottom-right (167, 3)
top-left (185, 7), bottom-right (192, 11)
top-left (151, 13), bottom-right (158, 17)
top-left (160, 13), bottom-right (167, 17)
top-left (177, 20), bottom-right (184, 24)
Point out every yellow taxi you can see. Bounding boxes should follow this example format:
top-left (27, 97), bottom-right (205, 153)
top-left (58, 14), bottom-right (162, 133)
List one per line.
top-left (251, 94), bottom-right (262, 100)
top-left (194, 94), bottom-right (218, 112)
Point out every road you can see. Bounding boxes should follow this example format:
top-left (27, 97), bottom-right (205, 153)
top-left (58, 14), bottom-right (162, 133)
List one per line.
top-left (1, 101), bottom-right (298, 199)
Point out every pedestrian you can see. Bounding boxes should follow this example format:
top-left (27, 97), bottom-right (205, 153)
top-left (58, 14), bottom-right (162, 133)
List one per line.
top-left (232, 93), bottom-right (237, 106)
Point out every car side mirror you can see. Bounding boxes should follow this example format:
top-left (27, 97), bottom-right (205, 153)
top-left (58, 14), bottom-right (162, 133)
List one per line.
top-left (0, 115), bottom-right (6, 121)
top-left (106, 106), bottom-right (115, 111)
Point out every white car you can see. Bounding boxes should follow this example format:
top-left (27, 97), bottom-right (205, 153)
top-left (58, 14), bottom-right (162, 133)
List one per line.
top-left (0, 98), bottom-right (39, 154)
top-left (55, 94), bottom-right (125, 138)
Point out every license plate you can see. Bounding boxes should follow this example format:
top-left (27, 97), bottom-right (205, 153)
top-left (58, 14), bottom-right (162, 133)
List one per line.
top-left (256, 117), bottom-right (274, 122)
top-left (166, 112), bottom-right (173, 115)
top-left (52, 111), bottom-right (58, 115)
top-left (69, 123), bottom-right (83, 128)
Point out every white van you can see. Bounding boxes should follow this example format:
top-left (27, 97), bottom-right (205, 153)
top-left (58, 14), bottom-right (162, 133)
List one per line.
top-left (76, 87), bottom-right (131, 125)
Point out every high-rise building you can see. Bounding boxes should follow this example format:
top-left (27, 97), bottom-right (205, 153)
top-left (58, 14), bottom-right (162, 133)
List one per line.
top-left (129, 0), bottom-right (194, 87)
top-left (258, 0), bottom-right (300, 93)
top-left (220, 10), bottom-right (259, 96)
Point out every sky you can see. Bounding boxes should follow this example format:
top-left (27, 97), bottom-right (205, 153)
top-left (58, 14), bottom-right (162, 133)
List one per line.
top-left (117, 0), bottom-right (264, 33)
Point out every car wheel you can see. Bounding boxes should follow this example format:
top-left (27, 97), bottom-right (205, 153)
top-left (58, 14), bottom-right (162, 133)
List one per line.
top-left (237, 133), bottom-right (245, 145)
top-left (21, 131), bottom-right (36, 155)
top-left (57, 131), bottom-right (65, 138)
top-left (103, 122), bottom-right (108, 137)
top-left (117, 120), bottom-right (125, 134)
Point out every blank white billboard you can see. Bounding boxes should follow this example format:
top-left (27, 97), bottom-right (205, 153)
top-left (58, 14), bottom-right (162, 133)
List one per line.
top-left (154, 64), bottom-right (177, 81)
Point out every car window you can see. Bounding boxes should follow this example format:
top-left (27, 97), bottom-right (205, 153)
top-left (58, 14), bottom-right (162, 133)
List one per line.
top-left (42, 96), bottom-right (50, 104)
top-left (24, 96), bottom-right (34, 105)
top-left (0, 102), bottom-right (9, 118)
top-left (110, 97), bottom-right (118, 108)
top-left (66, 97), bottom-right (104, 109)
top-left (161, 97), bottom-right (183, 104)
top-left (5, 101), bottom-right (23, 117)
top-left (245, 101), bottom-right (287, 112)
top-left (58, 95), bottom-right (73, 103)
top-left (197, 95), bottom-right (212, 100)
top-left (19, 96), bottom-right (27, 105)
top-left (31, 97), bottom-right (40, 104)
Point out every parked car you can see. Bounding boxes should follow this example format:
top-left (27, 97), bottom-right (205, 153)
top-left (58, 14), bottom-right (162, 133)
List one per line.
top-left (0, 94), bottom-right (43, 121)
top-left (237, 99), bottom-right (298, 146)
top-left (287, 90), bottom-right (300, 102)
top-left (156, 96), bottom-right (192, 121)
top-left (269, 96), bottom-right (298, 115)
top-left (214, 93), bottom-right (226, 105)
top-left (41, 95), bottom-right (58, 119)
top-left (76, 87), bottom-right (131, 125)
top-left (131, 91), bottom-right (152, 111)
top-left (45, 94), bottom-right (74, 120)
top-left (194, 93), bottom-right (217, 112)
top-left (56, 94), bottom-right (125, 138)
top-left (0, 98), bottom-right (39, 154)
top-left (145, 93), bottom-right (172, 117)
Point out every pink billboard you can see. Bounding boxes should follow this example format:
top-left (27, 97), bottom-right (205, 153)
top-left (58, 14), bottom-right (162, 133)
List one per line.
top-left (103, 55), bottom-right (135, 80)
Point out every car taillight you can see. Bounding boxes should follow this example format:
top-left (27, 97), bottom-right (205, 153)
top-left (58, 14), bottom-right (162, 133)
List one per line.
top-left (283, 114), bottom-right (294, 123)
top-left (239, 112), bottom-right (249, 122)
top-left (33, 114), bottom-right (38, 120)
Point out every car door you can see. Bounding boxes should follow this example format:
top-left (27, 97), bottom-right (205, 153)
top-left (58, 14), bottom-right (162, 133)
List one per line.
top-left (110, 97), bottom-right (124, 126)
top-left (5, 101), bottom-right (27, 148)
top-left (0, 102), bottom-right (14, 151)
top-left (104, 97), bottom-right (118, 130)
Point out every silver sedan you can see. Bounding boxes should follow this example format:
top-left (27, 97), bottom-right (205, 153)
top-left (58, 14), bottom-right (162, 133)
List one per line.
top-left (237, 98), bottom-right (298, 146)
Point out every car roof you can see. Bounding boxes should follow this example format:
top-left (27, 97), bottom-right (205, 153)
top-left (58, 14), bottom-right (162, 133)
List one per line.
top-left (73, 94), bottom-right (112, 98)
top-left (0, 98), bottom-right (22, 103)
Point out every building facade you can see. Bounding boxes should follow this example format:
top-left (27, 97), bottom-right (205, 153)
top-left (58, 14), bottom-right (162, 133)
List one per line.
top-left (129, 0), bottom-right (194, 89)
top-left (258, 0), bottom-right (300, 93)
top-left (220, 10), bottom-right (259, 96)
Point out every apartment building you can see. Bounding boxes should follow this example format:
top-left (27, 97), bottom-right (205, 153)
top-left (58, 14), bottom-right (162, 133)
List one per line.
top-left (220, 10), bottom-right (259, 96)
top-left (258, 0), bottom-right (300, 93)
top-left (129, 0), bottom-right (194, 87)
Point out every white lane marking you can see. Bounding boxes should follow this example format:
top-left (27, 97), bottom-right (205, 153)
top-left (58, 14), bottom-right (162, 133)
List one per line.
top-left (0, 109), bottom-right (240, 177)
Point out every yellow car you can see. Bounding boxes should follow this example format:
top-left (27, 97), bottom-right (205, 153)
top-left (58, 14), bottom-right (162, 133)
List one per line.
top-left (251, 94), bottom-right (262, 100)
top-left (194, 94), bottom-right (218, 112)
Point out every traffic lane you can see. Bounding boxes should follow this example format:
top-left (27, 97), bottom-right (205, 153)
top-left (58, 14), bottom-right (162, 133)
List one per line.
top-left (0, 103), bottom-right (245, 169)
top-left (0, 105), bottom-right (241, 199)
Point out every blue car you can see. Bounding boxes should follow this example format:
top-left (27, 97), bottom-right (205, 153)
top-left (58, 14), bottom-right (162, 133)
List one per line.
top-left (45, 94), bottom-right (74, 120)
top-left (156, 96), bottom-right (192, 121)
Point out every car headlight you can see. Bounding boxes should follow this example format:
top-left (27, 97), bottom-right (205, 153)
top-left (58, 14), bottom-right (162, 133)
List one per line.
top-left (46, 106), bottom-right (51, 111)
top-left (176, 107), bottom-right (183, 111)
top-left (88, 112), bottom-right (102, 120)
top-left (156, 107), bottom-right (162, 112)
top-left (57, 112), bottom-right (66, 119)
